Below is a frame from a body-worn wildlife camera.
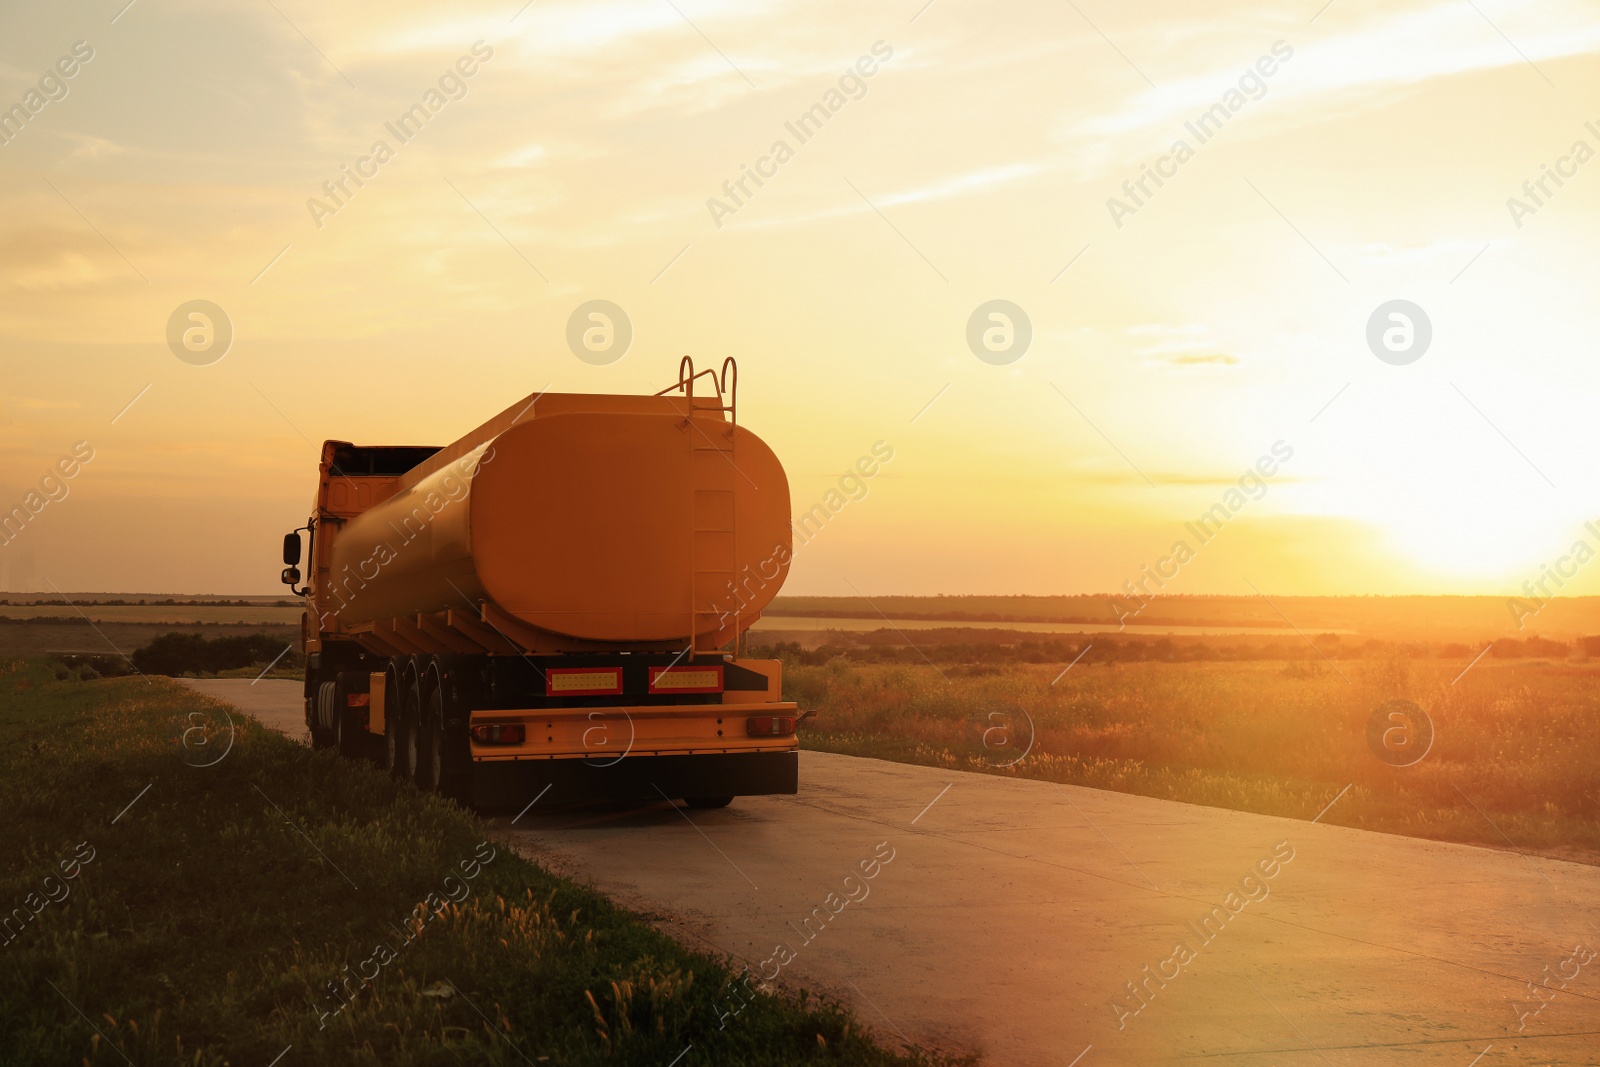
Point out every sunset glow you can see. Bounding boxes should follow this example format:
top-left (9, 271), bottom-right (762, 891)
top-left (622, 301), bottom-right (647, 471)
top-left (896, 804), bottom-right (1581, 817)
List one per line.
top-left (3, 0), bottom-right (1598, 598)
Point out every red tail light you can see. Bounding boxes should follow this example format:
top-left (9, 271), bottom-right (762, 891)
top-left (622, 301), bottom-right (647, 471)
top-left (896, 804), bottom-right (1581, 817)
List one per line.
top-left (470, 724), bottom-right (526, 744)
top-left (746, 716), bottom-right (796, 737)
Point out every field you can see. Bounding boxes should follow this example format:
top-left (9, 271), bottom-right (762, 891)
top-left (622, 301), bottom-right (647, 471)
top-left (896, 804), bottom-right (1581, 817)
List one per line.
top-left (766, 593), bottom-right (1600, 643)
top-left (0, 599), bottom-right (300, 624)
top-left (7, 591), bottom-right (1598, 867)
top-left (0, 595), bottom-right (299, 660)
top-left (0, 661), bottom-right (952, 1066)
top-left (762, 595), bottom-right (1599, 866)
top-left (783, 652), bottom-right (1600, 865)
top-left (6, 591), bottom-right (1599, 658)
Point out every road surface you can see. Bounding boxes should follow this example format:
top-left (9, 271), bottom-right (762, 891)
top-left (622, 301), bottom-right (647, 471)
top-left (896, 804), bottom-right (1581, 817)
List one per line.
top-left (184, 679), bottom-right (1600, 1066)
top-left (183, 677), bottom-right (307, 739)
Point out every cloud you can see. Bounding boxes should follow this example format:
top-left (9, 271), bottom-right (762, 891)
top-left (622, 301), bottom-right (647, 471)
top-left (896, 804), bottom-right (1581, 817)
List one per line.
top-left (1077, 1), bottom-right (1600, 156)
top-left (1127, 324), bottom-right (1241, 367)
top-left (745, 162), bottom-right (1042, 230)
top-left (1074, 468), bottom-right (1300, 487)
top-left (1167, 353), bottom-right (1239, 365)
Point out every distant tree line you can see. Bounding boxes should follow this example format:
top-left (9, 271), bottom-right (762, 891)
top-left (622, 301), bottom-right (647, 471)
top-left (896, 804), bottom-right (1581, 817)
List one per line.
top-left (753, 633), bottom-right (1590, 667)
top-left (0, 598), bottom-right (294, 607)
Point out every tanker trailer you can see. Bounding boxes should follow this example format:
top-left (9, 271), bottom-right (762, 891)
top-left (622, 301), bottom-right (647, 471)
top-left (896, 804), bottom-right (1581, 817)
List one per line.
top-left (277, 359), bottom-right (800, 807)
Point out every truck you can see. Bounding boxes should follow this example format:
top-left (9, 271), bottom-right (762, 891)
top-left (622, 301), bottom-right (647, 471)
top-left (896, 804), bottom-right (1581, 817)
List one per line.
top-left (278, 359), bottom-right (800, 808)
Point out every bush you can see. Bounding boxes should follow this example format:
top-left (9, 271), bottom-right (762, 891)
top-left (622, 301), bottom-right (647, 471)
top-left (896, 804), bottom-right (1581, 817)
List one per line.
top-left (131, 632), bottom-right (297, 676)
top-left (54, 654), bottom-right (135, 679)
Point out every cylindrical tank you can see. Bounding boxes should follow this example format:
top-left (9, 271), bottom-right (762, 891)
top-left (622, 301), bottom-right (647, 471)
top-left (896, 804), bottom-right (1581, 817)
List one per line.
top-left (320, 396), bottom-right (792, 645)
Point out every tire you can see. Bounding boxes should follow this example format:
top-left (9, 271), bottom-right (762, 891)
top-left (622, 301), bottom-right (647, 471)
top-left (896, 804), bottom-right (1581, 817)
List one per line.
top-left (685, 796), bottom-right (734, 809)
top-left (385, 664), bottom-right (413, 778)
top-left (402, 669), bottom-right (426, 784)
top-left (430, 661), bottom-right (473, 804)
top-left (334, 674), bottom-right (367, 760)
top-left (310, 682), bottom-right (336, 750)
top-left (417, 678), bottom-right (445, 794)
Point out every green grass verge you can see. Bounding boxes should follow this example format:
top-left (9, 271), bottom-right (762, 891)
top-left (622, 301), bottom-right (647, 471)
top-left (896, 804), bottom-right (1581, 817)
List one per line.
top-left (0, 660), bottom-right (958, 1066)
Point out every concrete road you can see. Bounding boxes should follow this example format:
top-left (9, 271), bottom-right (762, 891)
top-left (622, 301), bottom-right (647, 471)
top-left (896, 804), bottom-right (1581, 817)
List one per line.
top-left (185, 679), bottom-right (1600, 1066)
top-left (182, 677), bottom-right (307, 741)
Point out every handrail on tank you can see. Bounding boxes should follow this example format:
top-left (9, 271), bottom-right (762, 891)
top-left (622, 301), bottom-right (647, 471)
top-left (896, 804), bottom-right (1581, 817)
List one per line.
top-left (654, 356), bottom-right (739, 424)
top-left (719, 358), bottom-right (737, 425)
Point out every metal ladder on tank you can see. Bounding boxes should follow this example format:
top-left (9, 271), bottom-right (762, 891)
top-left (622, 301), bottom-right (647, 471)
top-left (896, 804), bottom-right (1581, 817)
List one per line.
top-left (659, 357), bottom-right (740, 654)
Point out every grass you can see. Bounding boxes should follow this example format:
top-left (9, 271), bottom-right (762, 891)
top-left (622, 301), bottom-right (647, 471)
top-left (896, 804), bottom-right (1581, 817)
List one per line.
top-left (788, 655), bottom-right (1600, 865)
top-left (0, 660), bottom-right (958, 1066)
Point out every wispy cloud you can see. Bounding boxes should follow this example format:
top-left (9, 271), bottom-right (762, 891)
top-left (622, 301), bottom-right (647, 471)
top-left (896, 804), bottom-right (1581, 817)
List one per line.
top-left (746, 163), bottom-right (1042, 230)
top-left (1128, 324), bottom-right (1241, 367)
top-left (1080, 2), bottom-right (1600, 148)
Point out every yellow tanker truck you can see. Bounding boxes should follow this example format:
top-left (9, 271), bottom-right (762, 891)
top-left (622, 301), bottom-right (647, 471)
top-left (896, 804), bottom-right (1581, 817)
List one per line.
top-left (279, 359), bottom-right (800, 808)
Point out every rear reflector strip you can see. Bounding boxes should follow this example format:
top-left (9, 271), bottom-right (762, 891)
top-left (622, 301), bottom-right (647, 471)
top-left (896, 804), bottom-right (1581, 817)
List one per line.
top-left (746, 715), bottom-right (796, 737)
top-left (649, 665), bottom-right (724, 694)
top-left (347, 693), bottom-right (370, 706)
top-left (471, 724), bottom-right (526, 744)
top-left (546, 667), bottom-right (623, 696)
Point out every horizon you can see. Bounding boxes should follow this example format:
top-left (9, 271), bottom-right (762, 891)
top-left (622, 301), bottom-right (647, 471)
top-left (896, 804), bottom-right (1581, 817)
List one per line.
top-left (7, 590), bottom-right (1600, 602)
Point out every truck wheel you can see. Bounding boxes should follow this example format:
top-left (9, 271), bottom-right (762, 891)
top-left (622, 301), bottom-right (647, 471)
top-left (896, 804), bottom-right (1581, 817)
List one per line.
top-left (310, 682), bottom-right (336, 750)
top-left (402, 672), bottom-right (427, 784)
top-left (419, 663), bottom-right (471, 803)
top-left (685, 796), bottom-right (734, 809)
top-left (385, 670), bottom-right (413, 778)
top-left (417, 681), bottom-right (445, 794)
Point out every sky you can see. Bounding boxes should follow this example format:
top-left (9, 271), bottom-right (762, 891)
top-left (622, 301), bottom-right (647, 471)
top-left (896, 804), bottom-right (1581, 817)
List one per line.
top-left (1, 0), bottom-right (1599, 598)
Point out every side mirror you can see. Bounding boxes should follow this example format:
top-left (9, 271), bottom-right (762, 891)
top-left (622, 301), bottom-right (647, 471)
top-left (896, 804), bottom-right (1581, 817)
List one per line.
top-left (281, 566), bottom-right (302, 587)
top-left (282, 532), bottom-right (302, 566)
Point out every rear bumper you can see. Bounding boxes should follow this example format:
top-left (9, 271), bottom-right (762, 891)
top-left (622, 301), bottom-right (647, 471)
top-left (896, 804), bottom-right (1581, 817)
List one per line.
top-left (470, 750), bottom-right (799, 809)
top-left (468, 701), bottom-right (800, 761)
